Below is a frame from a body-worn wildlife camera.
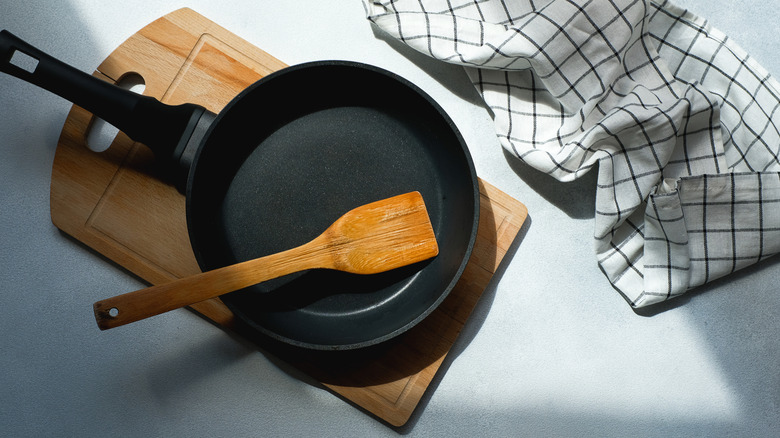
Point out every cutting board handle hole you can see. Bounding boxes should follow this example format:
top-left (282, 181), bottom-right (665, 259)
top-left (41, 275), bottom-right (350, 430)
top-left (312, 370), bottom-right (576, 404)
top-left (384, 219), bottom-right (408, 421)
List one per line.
top-left (85, 72), bottom-right (146, 153)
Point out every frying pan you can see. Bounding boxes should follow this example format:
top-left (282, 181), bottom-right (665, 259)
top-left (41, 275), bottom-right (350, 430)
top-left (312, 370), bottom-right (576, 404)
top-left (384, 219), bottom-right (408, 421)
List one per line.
top-left (0, 30), bottom-right (479, 350)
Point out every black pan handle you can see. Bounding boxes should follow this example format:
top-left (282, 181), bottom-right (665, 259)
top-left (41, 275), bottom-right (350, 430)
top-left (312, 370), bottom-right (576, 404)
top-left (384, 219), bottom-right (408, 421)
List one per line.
top-left (0, 29), bottom-right (206, 167)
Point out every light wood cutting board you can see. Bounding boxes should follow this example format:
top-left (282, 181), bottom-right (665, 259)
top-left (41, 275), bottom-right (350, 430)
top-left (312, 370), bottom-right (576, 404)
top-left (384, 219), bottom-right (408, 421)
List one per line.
top-left (49, 8), bottom-right (528, 427)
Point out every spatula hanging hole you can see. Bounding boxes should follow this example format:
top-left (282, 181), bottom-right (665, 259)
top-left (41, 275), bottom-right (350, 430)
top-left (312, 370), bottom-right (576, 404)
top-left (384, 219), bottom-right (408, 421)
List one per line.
top-left (86, 72), bottom-right (146, 152)
top-left (10, 49), bottom-right (39, 73)
top-left (108, 307), bottom-right (119, 318)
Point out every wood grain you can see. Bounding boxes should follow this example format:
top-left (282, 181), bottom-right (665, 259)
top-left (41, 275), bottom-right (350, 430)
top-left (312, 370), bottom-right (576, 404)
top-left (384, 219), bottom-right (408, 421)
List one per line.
top-left (49, 8), bottom-right (528, 427)
top-left (92, 192), bottom-right (438, 330)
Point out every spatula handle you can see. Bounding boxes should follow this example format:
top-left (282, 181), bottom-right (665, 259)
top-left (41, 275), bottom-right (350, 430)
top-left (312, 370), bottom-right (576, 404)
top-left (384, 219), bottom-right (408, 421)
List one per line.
top-left (93, 241), bottom-right (328, 330)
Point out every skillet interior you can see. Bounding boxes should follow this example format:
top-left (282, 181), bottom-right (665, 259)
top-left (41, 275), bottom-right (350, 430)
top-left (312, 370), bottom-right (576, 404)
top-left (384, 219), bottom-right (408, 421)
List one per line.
top-left (186, 62), bottom-right (478, 350)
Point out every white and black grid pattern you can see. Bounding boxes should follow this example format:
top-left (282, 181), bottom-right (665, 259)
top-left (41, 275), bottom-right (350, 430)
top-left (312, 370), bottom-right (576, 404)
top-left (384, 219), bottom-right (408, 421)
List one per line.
top-left (363, 0), bottom-right (780, 307)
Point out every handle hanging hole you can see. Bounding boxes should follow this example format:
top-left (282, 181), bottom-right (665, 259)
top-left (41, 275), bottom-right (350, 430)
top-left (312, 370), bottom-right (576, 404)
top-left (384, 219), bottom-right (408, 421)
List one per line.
top-left (108, 307), bottom-right (119, 318)
top-left (10, 49), bottom-right (39, 73)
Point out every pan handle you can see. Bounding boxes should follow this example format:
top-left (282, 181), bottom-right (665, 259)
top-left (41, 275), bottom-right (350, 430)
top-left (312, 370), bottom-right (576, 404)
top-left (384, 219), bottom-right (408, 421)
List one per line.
top-left (0, 29), bottom-right (206, 168)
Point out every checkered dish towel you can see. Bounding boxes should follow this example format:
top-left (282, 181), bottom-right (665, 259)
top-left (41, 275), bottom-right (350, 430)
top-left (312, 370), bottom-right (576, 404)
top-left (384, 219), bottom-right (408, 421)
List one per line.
top-left (363, 0), bottom-right (780, 308)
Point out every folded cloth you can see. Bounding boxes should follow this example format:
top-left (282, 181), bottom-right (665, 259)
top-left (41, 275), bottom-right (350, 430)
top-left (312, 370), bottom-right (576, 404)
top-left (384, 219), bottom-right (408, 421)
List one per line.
top-left (363, 0), bottom-right (780, 307)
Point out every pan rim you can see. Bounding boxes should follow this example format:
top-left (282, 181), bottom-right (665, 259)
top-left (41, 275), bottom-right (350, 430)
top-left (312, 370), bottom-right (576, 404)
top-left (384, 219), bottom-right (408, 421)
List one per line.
top-left (185, 60), bottom-right (480, 350)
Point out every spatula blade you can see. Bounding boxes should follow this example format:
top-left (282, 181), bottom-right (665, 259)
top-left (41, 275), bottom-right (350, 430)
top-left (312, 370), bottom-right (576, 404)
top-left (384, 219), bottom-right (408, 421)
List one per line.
top-left (326, 191), bottom-right (439, 274)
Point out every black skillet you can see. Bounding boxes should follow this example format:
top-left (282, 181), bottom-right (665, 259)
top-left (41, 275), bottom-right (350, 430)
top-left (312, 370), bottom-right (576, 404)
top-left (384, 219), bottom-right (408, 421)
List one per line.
top-left (0, 30), bottom-right (479, 350)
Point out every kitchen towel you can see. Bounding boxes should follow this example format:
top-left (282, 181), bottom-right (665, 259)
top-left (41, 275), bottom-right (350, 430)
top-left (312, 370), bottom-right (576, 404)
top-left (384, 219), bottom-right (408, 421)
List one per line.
top-left (363, 0), bottom-right (780, 307)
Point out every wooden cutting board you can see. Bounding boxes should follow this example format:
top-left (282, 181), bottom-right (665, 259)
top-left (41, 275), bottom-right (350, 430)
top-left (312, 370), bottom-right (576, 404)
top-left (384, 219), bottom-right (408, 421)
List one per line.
top-left (50, 8), bottom-right (528, 427)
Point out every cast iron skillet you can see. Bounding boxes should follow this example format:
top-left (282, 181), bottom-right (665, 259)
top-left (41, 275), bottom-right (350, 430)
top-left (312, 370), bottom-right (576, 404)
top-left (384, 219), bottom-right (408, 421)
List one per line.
top-left (0, 30), bottom-right (479, 350)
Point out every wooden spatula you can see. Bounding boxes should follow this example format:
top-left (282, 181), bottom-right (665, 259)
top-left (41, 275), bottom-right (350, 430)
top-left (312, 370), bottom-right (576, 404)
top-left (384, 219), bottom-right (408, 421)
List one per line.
top-left (93, 191), bottom-right (438, 330)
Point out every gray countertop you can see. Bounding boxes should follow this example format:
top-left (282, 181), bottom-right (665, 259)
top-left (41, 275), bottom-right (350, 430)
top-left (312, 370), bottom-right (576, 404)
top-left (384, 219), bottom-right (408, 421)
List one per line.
top-left (1, 1), bottom-right (778, 436)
